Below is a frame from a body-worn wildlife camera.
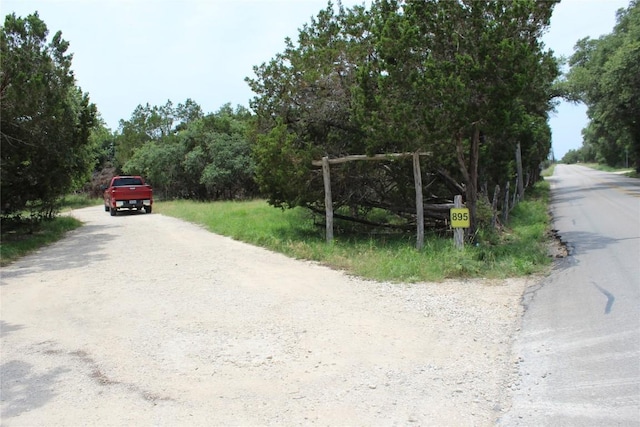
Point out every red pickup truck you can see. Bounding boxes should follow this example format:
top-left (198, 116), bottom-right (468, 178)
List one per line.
top-left (103, 175), bottom-right (153, 216)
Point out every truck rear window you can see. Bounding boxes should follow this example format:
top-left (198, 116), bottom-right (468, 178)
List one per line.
top-left (113, 177), bottom-right (143, 186)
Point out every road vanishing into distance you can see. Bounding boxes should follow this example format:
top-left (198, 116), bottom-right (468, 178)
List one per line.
top-left (501, 164), bottom-right (640, 425)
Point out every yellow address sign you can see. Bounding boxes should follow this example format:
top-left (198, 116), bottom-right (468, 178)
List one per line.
top-left (450, 208), bottom-right (470, 228)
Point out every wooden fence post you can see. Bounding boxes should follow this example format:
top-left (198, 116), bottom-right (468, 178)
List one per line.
top-left (516, 143), bottom-right (525, 201)
top-left (312, 151), bottom-right (431, 245)
top-left (491, 184), bottom-right (500, 229)
top-left (413, 152), bottom-right (424, 250)
top-left (503, 181), bottom-right (510, 224)
top-left (454, 195), bottom-right (464, 249)
top-left (321, 156), bottom-right (333, 243)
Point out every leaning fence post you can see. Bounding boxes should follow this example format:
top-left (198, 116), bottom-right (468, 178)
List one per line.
top-left (321, 156), bottom-right (333, 243)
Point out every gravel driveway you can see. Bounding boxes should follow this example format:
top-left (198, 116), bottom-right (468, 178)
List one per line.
top-left (1, 206), bottom-right (530, 426)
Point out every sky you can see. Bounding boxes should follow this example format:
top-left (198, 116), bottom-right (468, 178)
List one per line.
top-left (1, 0), bottom-right (632, 160)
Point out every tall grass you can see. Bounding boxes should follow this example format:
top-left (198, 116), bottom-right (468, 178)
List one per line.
top-left (156, 183), bottom-right (553, 282)
top-left (60, 194), bottom-right (103, 210)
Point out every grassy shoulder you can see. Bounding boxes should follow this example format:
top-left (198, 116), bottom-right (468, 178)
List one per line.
top-left (541, 163), bottom-right (556, 177)
top-left (59, 193), bottom-right (104, 211)
top-left (155, 181), bottom-right (553, 282)
top-left (0, 216), bottom-right (83, 267)
top-left (580, 163), bottom-right (638, 177)
top-left (0, 194), bottom-right (101, 267)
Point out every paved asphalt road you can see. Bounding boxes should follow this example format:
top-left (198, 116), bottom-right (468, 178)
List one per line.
top-left (501, 164), bottom-right (640, 425)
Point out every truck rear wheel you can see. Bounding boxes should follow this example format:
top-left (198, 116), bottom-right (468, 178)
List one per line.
top-left (144, 205), bottom-right (152, 214)
top-left (104, 205), bottom-right (110, 212)
top-left (110, 207), bottom-right (117, 216)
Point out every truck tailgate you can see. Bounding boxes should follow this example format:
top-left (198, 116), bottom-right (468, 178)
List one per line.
top-left (111, 187), bottom-right (151, 200)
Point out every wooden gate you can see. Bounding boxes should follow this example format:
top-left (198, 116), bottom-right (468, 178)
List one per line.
top-left (312, 152), bottom-right (431, 249)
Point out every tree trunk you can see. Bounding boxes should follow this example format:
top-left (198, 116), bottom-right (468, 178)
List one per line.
top-left (633, 124), bottom-right (640, 174)
top-left (455, 125), bottom-right (480, 236)
top-left (516, 142), bottom-right (524, 201)
top-left (413, 152), bottom-right (424, 250)
top-left (437, 168), bottom-right (465, 195)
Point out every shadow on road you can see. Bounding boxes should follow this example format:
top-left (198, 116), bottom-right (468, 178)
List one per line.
top-left (558, 230), bottom-right (637, 256)
top-left (550, 190), bottom-right (586, 205)
top-left (107, 209), bottom-right (152, 217)
top-left (0, 359), bottom-right (70, 418)
top-left (0, 224), bottom-right (117, 282)
top-left (550, 176), bottom-right (640, 204)
top-left (0, 320), bottom-right (25, 337)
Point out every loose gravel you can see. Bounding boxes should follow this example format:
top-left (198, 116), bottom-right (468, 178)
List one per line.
top-left (0, 206), bottom-right (532, 426)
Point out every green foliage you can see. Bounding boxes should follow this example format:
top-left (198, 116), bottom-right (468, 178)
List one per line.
top-left (1, 12), bottom-right (97, 221)
top-left (247, 0), bottom-right (559, 234)
top-left (247, 3), bottom-right (372, 211)
top-left (124, 136), bottom-right (187, 197)
top-left (355, 0), bottom-right (559, 229)
top-left (566, 1), bottom-right (640, 171)
top-left (118, 102), bottom-right (257, 200)
top-left (474, 197), bottom-right (495, 230)
top-left (114, 99), bottom-right (203, 169)
top-left (59, 194), bottom-right (103, 210)
top-left (195, 105), bottom-right (257, 199)
top-left (89, 117), bottom-right (116, 169)
top-left (253, 121), bottom-right (319, 208)
top-left (561, 148), bottom-right (583, 164)
top-left (540, 163), bottom-right (556, 177)
top-left (199, 133), bottom-right (255, 198)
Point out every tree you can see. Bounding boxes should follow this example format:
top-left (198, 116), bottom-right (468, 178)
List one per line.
top-left (248, 2), bottom-right (373, 211)
top-left (122, 103), bottom-right (257, 200)
top-left (566, 1), bottom-right (640, 171)
top-left (90, 115), bottom-right (116, 169)
top-left (248, 0), bottom-right (559, 233)
top-left (195, 105), bottom-right (257, 199)
top-left (114, 98), bottom-right (203, 169)
top-left (123, 135), bottom-right (187, 198)
top-left (1, 12), bottom-right (97, 221)
top-left (355, 0), bottom-right (559, 230)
